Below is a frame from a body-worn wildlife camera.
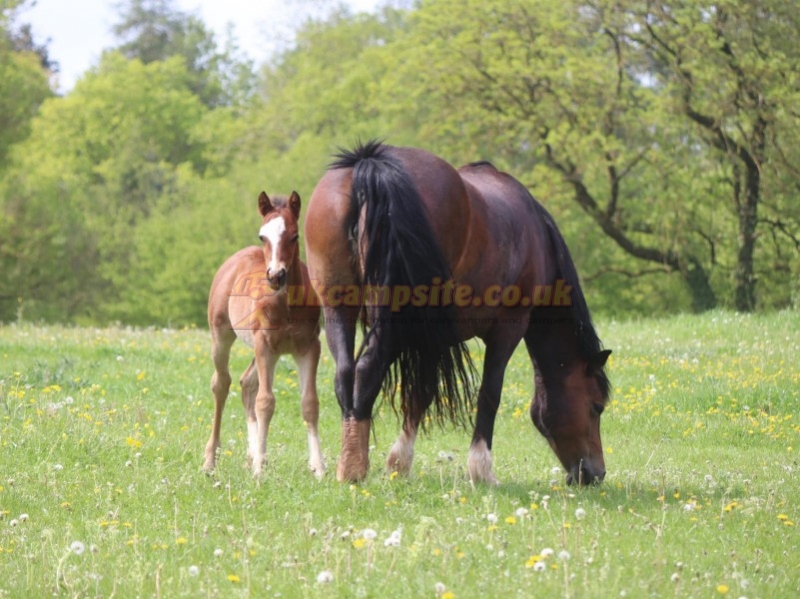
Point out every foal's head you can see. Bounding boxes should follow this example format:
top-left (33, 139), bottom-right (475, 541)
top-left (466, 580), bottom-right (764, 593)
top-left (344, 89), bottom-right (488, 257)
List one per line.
top-left (530, 349), bottom-right (611, 486)
top-left (257, 191), bottom-right (301, 291)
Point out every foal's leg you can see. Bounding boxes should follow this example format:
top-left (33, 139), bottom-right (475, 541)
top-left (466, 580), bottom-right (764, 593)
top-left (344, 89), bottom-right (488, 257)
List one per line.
top-left (252, 333), bottom-right (280, 478)
top-left (468, 327), bottom-right (524, 485)
top-left (239, 359), bottom-right (259, 466)
top-left (295, 339), bottom-right (325, 479)
top-left (203, 327), bottom-right (237, 472)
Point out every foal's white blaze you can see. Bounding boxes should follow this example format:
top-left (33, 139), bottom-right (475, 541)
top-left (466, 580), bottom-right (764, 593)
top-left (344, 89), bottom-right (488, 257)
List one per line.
top-left (467, 438), bottom-right (499, 486)
top-left (259, 216), bottom-right (287, 275)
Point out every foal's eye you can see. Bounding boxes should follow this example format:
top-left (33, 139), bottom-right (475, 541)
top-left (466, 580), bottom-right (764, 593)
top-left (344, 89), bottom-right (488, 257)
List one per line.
top-left (291, 234), bottom-right (299, 242)
top-left (591, 403), bottom-right (605, 416)
top-left (259, 235), bottom-right (265, 243)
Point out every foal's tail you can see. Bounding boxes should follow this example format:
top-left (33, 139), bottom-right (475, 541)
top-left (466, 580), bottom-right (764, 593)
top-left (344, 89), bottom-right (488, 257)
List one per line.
top-left (331, 140), bottom-right (475, 427)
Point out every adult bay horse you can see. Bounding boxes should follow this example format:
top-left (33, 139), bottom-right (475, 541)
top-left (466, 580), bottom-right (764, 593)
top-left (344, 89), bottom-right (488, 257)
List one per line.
top-left (203, 191), bottom-right (324, 478)
top-left (304, 141), bottom-right (611, 486)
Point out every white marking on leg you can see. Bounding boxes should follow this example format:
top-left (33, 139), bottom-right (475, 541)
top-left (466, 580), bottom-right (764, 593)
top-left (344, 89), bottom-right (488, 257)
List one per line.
top-left (247, 419), bottom-right (259, 462)
top-left (259, 216), bottom-right (286, 274)
top-left (296, 345), bottom-right (325, 478)
top-left (387, 427), bottom-right (417, 475)
top-left (468, 439), bottom-right (499, 486)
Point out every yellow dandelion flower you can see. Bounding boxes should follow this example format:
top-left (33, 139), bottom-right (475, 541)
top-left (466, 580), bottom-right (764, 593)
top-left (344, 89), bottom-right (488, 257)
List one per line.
top-left (442, 592), bottom-right (455, 599)
top-left (716, 584), bottom-right (729, 594)
top-left (176, 537), bottom-right (188, 545)
top-left (777, 514), bottom-right (789, 520)
top-left (227, 574), bottom-right (240, 583)
top-left (352, 538), bottom-right (366, 549)
top-left (525, 555), bottom-right (542, 568)
top-left (390, 471), bottom-right (398, 480)
top-left (784, 520), bottom-right (795, 527)
top-left (505, 516), bottom-right (517, 525)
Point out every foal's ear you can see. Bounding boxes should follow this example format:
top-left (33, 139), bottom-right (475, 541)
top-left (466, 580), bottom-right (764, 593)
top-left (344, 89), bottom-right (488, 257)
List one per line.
top-left (288, 191), bottom-right (301, 219)
top-left (586, 349), bottom-right (612, 375)
top-left (258, 191), bottom-right (274, 216)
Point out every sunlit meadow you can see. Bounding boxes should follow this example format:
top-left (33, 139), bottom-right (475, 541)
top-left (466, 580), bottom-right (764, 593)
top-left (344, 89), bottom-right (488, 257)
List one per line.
top-left (1, 311), bottom-right (798, 598)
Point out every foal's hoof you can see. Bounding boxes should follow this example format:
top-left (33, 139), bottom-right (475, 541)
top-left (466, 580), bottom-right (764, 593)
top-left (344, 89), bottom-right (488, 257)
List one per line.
top-left (309, 462), bottom-right (326, 481)
top-left (386, 447), bottom-right (413, 476)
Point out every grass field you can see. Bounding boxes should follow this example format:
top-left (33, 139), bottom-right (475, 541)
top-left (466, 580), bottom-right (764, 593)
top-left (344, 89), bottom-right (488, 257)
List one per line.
top-left (1, 311), bottom-right (798, 598)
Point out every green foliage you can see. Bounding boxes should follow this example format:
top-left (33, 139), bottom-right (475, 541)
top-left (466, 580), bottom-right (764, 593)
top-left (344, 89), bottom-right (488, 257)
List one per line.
top-left (1, 0), bottom-right (798, 325)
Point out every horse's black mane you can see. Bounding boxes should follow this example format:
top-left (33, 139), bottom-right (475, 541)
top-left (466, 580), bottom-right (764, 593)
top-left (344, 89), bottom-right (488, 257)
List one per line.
top-left (532, 200), bottom-right (611, 401)
top-left (465, 160), bottom-right (497, 169)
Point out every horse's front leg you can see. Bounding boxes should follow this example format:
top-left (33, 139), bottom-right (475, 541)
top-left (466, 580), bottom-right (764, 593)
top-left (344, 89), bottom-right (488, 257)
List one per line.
top-left (252, 332), bottom-right (280, 478)
top-left (295, 338), bottom-right (325, 479)
top-left (468, 328), bottom-right (524, 486)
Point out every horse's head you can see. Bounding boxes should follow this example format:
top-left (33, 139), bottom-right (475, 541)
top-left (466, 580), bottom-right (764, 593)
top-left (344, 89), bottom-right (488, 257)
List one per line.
top-left (258, 191), bottom-right (301, 291)
top-left (530, 349), bottom-right (611, 486)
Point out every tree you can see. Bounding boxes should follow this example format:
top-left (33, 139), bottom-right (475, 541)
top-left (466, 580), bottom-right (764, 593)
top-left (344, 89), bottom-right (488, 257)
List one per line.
top-left (382, 0), bottom-right (800, 311)
top-left (112, 0), bottom-right (256, 107)
top-left (629, 0), bottom-right (800, 311)
top-left (0, 0), bottom-right (52, 171)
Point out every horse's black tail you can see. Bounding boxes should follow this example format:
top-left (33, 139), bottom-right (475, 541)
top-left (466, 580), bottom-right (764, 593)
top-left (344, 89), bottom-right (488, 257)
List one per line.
top-left (331, 140), bottom-right (476, 428)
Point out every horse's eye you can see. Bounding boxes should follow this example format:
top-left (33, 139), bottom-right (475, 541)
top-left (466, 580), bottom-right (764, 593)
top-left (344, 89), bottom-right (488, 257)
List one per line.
top-left (291, 234), bottom-right (299, 242)
top-left (259, 235), bottom-right (265, 243)
top-left (592, 403), bottom-right (605, 416)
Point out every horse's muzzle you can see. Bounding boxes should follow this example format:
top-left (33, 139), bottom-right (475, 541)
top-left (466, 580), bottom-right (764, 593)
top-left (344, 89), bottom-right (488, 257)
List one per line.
top-left (566, 462), bottom-right (605, 486)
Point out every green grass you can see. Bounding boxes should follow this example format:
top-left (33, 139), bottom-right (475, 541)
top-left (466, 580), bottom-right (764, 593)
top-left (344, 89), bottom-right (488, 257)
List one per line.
top-left (1, 311), bottom-right (798, 598)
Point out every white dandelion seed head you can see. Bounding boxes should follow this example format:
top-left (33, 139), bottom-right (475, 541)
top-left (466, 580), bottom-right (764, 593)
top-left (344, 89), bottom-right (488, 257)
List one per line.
top-left (540, 548), bottom-right (554, 558)
top-left (486, 513), bottom-right (498, 524)
top-left (316, 570), bottom-right (334, 584)
top-left (362, 528), bottom-right (377, 541)
top-left (455, 517), bottom-right (464, 525)
top-left (188, 565), bottom-right (199, 577)
top-left (70, 541), bottom-right (85, 555)
top-left (533, 561), bottom-right (547, 572)
top-left (18, 514), bottom-right (28, 522)
top-left (116, 355), bottom-right (124, 362)
top-left (9, 519), bottom-right (19, 527)
top-left (384, 530), bottom-right (402, 547)
top-left (575, 508), bottom-right (586, 520)
top-left (550, 466), bottom-right (561, 475)
top-left (125, 460), bottom-right (133, 468)
top-left (542, 495), bottom-right (551, 502)
top-left (340, 531), bottom-right (351, 540)
top-left (515, 507), bottom-right (529, 518)
top-left (498, 550), bottom-right (505, 558)
top-left (670, 573), bottom-right (680, 582)
top-left (558, 550), bottom-right (571, 561)
top-left (90, 544), bottom-right (99, 554)
top-left (65, 396), bottom-right (74, 405)
top-left (704, 474), bottom-right (713, 482)
top-left (213, 548), bottom-right (223, 557)
top-left (308, 528), bottom-right (318, 537)
top-left (53, 464), bottom-right (63, 471)
top-left (435, 582), bottom-right (447, 594)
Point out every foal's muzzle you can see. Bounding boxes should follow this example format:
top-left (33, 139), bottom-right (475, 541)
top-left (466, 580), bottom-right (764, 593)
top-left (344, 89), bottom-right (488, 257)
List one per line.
top-left (267, 268), bottom-right (286, 290)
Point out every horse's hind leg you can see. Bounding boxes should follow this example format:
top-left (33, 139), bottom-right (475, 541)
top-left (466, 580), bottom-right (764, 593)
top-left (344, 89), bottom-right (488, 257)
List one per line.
top-left (239, 359), bottom-right (259, 466)
top-left (295, 338), bottom-right (325, 479)
top-left (386, 391), bottom-right (432, 475)
top-left (203, 327), bottom-right (237, 472)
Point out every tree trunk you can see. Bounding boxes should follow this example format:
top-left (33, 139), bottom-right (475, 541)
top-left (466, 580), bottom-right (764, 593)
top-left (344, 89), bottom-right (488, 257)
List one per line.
top-left (684, 259), bottom-right (717, 312)
top-left (734, 161), bottom-right (760, 312)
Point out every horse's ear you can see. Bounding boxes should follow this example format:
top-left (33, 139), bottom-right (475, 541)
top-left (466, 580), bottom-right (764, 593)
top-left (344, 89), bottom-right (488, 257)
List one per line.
top-left (258, 191), bottom-right (274, 216)
top-left (288, 191), bottom-right (301, 219)
top-left (586, 349), bottom-right (612, 375)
